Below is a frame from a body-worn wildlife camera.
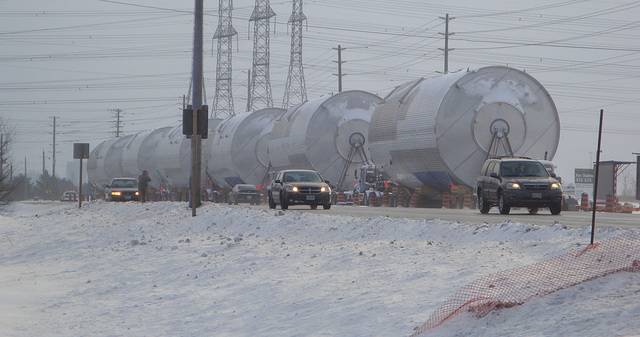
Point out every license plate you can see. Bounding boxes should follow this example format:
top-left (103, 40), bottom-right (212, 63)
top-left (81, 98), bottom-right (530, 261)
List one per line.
top-left (532, 193), bottom-right (542, 199)
top-left (125, 196), bottom-right (132, 200)
top-left (306, 195), bottom-right (315, 201)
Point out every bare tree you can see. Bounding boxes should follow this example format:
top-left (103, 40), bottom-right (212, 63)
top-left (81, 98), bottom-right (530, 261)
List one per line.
top-left (0, 117), bottom-right (17, 206)
top-left (619, 167), bottom-right (636, 197)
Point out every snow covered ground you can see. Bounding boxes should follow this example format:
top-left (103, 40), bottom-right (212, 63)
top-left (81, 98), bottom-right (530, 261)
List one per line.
top-left (1, 201), bottom-right (639, 337)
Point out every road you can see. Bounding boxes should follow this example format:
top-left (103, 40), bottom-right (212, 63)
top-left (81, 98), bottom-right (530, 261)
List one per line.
top-left (257, 204), bottom-right (640, 230)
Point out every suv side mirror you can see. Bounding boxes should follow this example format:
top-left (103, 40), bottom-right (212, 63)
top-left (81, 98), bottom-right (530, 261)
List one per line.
top-left (550, 172), bottom-right (557, 178)
top-left (274, 179), bottom-right (281, 184)
top-left (490, 172), bottom-right (499, 178)
top-left (325, 180), bottom-right (331, 184)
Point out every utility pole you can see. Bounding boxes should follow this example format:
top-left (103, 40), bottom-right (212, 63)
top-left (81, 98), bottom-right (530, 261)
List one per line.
top-left (246, 70), bottom-right (252, 112)
top-left (51, 116), bottom-right (56, 179)
top-left (109, 108), bottom-right (123, 138)
top-left (333, 45), bottom-right (346, 92)
top-left (438, 13), bottom-right (455, 74)
top-left (190, 0), bottom-right (204, 216)
top-left (24, 157), bottom-right (27, 199)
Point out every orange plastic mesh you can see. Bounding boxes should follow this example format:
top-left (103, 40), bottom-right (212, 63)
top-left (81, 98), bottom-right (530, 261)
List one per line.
top-left (411, 229), bottom-right (640, 336)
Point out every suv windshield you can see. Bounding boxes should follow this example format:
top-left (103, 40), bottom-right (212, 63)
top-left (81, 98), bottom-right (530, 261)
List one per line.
top-left (500, 161), bottom-right (549, 178)
top-left (282, 171), bottom-right (323, 183)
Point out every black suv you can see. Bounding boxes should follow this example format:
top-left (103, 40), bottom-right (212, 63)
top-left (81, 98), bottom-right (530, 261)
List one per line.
top-left (476, 158), bottom-right (563, 215)
top-left (267, 169), bottom-right (332, 210)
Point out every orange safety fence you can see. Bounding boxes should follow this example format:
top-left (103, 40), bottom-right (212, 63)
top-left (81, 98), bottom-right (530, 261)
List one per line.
top-left (410, 229), bottom-right (640, 336)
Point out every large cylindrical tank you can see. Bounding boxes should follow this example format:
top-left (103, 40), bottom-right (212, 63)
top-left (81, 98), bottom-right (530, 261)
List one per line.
top-left (157, 119), bottom-right (223, 189)
top-left (206, 108), bottom-right (286, 189)
top-left (156, 125), bottom-right (194, 188)
top-left (102, 134), bottom-right (135, 180)
top-left (87, 138), bottom-right (119, 187)
top-left (269, 90), bottom-right (382, 190)
top-left (119, 127), bottom-right (171, 189)
top-left (369, 66), bottom-right (560, 191)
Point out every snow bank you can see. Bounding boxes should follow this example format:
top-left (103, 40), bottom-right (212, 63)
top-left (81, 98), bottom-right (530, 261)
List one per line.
top-left (1, 201), bottom-right (638, 336)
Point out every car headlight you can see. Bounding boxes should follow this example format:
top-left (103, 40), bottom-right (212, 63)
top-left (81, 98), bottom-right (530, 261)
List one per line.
top-left (506, 182), bottom-right (521, 189)
top-left (135, 191), bottom-right (139, 195)
top-left (321, 187), bottom-right (326, 192)
top-left (111, 191), bottom-right (121, 196)
top-left (291, 186), bottom-right (298, 192)
top-left (551, 182), bottom-right (561, 190)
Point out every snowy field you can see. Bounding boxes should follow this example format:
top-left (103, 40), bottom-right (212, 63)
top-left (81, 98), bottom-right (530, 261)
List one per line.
top-left (1, 201), bottom-right (639, 337)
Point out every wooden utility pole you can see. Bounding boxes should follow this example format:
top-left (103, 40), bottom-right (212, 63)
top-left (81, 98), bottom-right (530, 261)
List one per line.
top-left (190, 0), bottom-right (204, 216)
top-left (52, 116), bottom-right (56, 179)
top-left (333, 45), bottom-right (346, 92)
top-left (439, 14), bottom-right (455, 74)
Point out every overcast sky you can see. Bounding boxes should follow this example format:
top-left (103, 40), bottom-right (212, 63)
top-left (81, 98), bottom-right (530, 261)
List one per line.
top-left (1, 0), bottom-right (639, 185)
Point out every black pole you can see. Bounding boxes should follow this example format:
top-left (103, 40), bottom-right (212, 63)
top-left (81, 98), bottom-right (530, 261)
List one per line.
top-left (591, 109), bottom-right (604, 244)
top-left (78, 157), bottom-right (83, 208)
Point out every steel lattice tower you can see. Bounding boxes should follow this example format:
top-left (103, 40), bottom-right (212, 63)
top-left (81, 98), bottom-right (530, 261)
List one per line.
top-left (212, 0), bottom-right (237, 118)
top-left (248, 0), bottom-right (275, 111)
top-left (282, 0), bottom-right (307, 108)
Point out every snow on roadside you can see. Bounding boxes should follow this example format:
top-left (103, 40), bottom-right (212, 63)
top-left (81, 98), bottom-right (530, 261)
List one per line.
top-left (1, 201), bottom-right (638, 336)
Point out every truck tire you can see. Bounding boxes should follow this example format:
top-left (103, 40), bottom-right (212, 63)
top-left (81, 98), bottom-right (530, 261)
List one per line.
top-left (498, 192), bottom-right (511, 215)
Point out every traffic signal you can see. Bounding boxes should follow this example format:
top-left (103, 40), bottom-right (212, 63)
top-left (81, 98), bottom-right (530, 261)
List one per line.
top-left (182, 105), bottom-right (208, 139)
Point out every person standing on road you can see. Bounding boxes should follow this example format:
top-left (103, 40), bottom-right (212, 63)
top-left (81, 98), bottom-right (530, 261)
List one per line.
top-left (138, 170), bottom-right (151, 203)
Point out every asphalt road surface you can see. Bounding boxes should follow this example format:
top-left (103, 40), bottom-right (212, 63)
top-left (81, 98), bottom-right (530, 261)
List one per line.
top-left (258, 204), bottom-right (640, 230)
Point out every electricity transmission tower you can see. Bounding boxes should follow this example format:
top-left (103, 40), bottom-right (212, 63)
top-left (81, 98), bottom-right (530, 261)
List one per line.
top-left (282, 0), bottom-right (307, 108)
top-left (212, 0), bottom-right (237, 118)
top-left (248, 0), bottom-right (275, 111)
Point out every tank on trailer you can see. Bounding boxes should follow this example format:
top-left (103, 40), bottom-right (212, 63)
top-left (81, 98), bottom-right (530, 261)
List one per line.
top-left (101, 134), bottom-right (135, 181)
top-left (269, 90), bottom-right (382, 190)
top-left (206, 108), bottom-right (286, 189)
top-left (157, 119), bottom-right (223, 189)
top-left (87, 138), bottom-right (119, 188)
top-left (119, 127), bottom-right (171, 189)
top-left (368, 66), bottom-right (560, 191)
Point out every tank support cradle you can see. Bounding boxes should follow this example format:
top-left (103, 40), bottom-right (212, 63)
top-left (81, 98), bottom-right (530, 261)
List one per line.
top-left (486, 125), bottom-right (514, 159)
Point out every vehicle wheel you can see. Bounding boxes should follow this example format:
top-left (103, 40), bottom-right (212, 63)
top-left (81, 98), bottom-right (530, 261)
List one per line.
top-left (478, 191), bottom-right (490, 214)
top-left (498, 192), bottom-right (511, 215)
top-left (528, 207), bottom-right (539, 215)
top-left (310, 204), bottom-right (318, 210)
top-left (280, 192), bottom-right (289, 210)
top-left (550, 203), bottom-right (562, 215)
top-left (323, 203), bottom-right (331, 210)
top-left (268, 193), bottom-right (276, 209)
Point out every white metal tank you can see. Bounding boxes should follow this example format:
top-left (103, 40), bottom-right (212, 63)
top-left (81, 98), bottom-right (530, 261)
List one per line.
top-left (368, 66), bottom-right (560, 191)
top-left (156, 119), bottom-right (223, 189)
top-left (206, 108), bottom-right (286, 189)
top-left (102, 134), bottom-right (135, 180)
top-left (119, 127), bottom-right (171, 189)
top-left (269, 90), bottom-right (382, 189)
top-left (87, 138), bottom-right (119, 187)
top-left (155, 125), bottom-right (189, 188)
